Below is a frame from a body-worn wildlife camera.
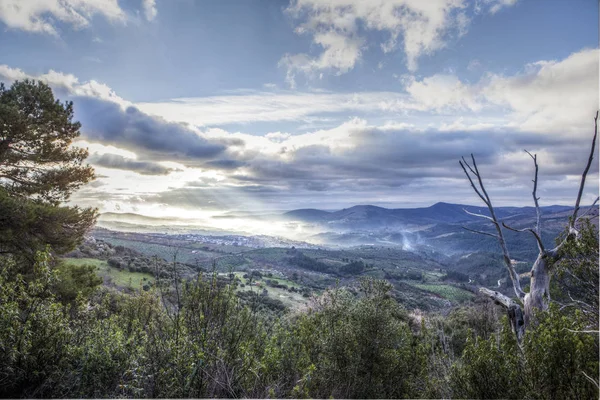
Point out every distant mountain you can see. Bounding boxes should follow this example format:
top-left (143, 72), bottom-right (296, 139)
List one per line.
top-left (99, 212), bottom-right (176, 223)
top-left (329, 205), bottom-right (405, 227)
top-left (283, 208), bottom-right (332, 222)
top-left (98, 212), bottom-right (195, 227)
top-left (283, 202), bottom-right (585, 229)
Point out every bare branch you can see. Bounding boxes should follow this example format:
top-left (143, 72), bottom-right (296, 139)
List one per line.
top-left (571, 110), bottom-right (598, 226)
top-left (565, 329), bottom-right (600, 334)
top-left (502, 222), bottom-right (545, 253)
top-left (480, 287), bottom-right (525, 341)
top-left (479, 288), bottom-right (516, 308)
top-left (462, 226), bottom-right (499, 239)
top-left (471, 155), bottom-right (500, 214)
top-left (461, 155), bottom-right (525, 299)
top-left (551, 113), bottom-right (600, 257)
top-left (581, 371), bottom-right (600, 390)
top-left (524, 150), bottom-right (542, 237)
top-left (463, 208), bottom-right (494, 221)
top-left (576, 196), bottom-right (599, 221)
top-left (459, 160), bottom-right (487, 205)
top-left (568, 291), bottom-right (594, 309)
top-left (461, 156), bottom-right (478, 176)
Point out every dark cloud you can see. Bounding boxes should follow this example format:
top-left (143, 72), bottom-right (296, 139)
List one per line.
top-left (88, 152), bottom-right (174, 175)
top-left (67, 96), bottom-right (597, 209)
top-left (74, 98), bottom-right (225, 161)
top-left (221, 125), bottom-right (598, 208)
top-left (204, 159), bottom-right (247, 170)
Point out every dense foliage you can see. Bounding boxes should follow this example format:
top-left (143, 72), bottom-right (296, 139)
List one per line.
top-left (0, 80), bottom-right (97, 265)
top-left (0, 244), bottom-right (597, 398)
top-left (0, 187), bottom-right (96, 262)
top-left (0, 80), bottom-right (94, 204)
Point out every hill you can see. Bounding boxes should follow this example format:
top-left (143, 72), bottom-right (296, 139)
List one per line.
top-left (284, 202), bottom-right (583, 228)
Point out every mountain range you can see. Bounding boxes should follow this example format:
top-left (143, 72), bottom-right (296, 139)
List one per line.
top-left (283, 202), bottom-right (579, 229)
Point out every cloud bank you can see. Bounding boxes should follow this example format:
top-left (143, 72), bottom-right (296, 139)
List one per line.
top-left (0, 47), bottom-right (597, 214)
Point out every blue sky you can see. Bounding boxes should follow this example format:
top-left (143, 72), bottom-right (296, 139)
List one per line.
top-left (0, 0), bottom-right (598, 222)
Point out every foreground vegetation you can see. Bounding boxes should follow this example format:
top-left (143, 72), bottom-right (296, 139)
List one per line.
top-left (0, 237), bottom-right (597, 398)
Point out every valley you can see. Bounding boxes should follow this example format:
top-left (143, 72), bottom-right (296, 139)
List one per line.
top-left (70, 201), bottom-right (598, 312)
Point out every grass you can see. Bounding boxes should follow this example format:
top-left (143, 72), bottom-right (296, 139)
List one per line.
top-left (100, 237), bottom-right (249, 271)
top-left (63, 257), bottom-right (154, 290)
top-left (226, 272), bottom-right (310, 308)
top-left (411, 283), bottom-right (474, 303)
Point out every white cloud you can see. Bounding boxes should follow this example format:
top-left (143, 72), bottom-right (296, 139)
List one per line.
top-left (142, 0), bottom-right (157, 21)
top-left (123, 49), bottom-right (599, 135)
top-left (3, 48), bottom-right (588, 139)
top-left (401, 48), bottom-right (599, 134)
top-left (279, 0), bottom-right (521, 85)
top-left (404, 74), bottom-right (484, 112)
top-left (280, 31), bottom-right (364, 86)
top-left (0, 64), bottom-right (130, 107)
top-left (482, 48), bottom-right (599, 134)
top-left (487, 0), bottom-right (518, 14)
top-left (281, 0), bottom-right (513, 84)
top-left (135, 91), bottom-right (413, 127)
top-left (0, 0), bottom-right (127, 35)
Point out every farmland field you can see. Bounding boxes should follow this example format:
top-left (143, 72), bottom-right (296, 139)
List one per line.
top-left (411, 283), bottom-right (474, 303)
top-left (63, 257), bottom-right (154, 290)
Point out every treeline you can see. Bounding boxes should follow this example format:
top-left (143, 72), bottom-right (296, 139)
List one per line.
top-left (287, 250), bottom-right (372, 276)
top-left (0, 250), bottom-right (597, 398)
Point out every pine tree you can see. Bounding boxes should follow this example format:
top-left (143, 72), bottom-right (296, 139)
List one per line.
top-left (0, 80), bottom-right (97, 260)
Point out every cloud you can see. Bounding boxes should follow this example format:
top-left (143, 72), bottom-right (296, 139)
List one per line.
top-left (402, 48), bottom-right (599, 133)
top-left (1, 48), bottom-right (596, 213)
top-left (0, 65), bottom-right (129, 107)
top-left (279, 31), bottom-right (364, 87)
top-left (136, 90), bottom-right (412, 127)
top-left (0, 65), bottom-right (226, 163)
top-left (403, 74), bottom-right (484, 112)
top-left (486, 0), bottom-right (519, 14)
top-left (142, 0), bottom-right (157, 21)
top-left (280, 0), bottom-right (517, 84)
top-left (204, 159), bottom-right (247, 170)
top-left (87, 152), bottom-right (174, 175)
top-left (137, 49), bottom-right (597, 135)
top-left (77, 99), bottom-right (225, 161)
top-left (0, 0), bottom-right (126, 35)
top-left (482, 48), bottom-right (599, 134)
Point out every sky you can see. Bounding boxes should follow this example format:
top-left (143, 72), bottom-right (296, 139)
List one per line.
top-left (0, 0), bottom-right (598, 220)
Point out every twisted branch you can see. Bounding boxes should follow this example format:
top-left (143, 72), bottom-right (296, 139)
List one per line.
top-left (460, 155), bottom-right (526, 299)
top-left (502, 222), bottom-right (545, 253)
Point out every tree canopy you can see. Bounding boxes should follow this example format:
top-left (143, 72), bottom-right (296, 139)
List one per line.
top-left (0, 80), bottom-right (94, 205)
top-left (0, 80), bottom-right (96, 260)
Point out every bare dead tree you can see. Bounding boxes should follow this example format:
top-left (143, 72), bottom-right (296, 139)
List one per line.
top-left (459, 112), bottom-right (599, 342)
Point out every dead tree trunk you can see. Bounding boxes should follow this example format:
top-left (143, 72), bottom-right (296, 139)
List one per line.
top-left (459, 112), bottom-right (599, 342)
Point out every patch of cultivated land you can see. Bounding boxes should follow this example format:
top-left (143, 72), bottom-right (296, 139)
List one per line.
top-left (98, 236), bottom-right (254, 270)
top-left (64, 257), bottom-right (154, 290)
top-left (410, 283), bottom-right (474, 303)
top-left (98, 237), bottom-right (214, 264)
top-left (228, 272), bottom-right (310, 308)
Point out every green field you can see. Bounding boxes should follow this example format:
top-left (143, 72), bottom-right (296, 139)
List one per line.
top-left (99, 237), bottom-right (250, 270)
top-left (411, 283), bottom-right (474, 303)
top-left (226, 272), bottom-right (309, 308)
top-left (63, 257), bottom-right (154, 290)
